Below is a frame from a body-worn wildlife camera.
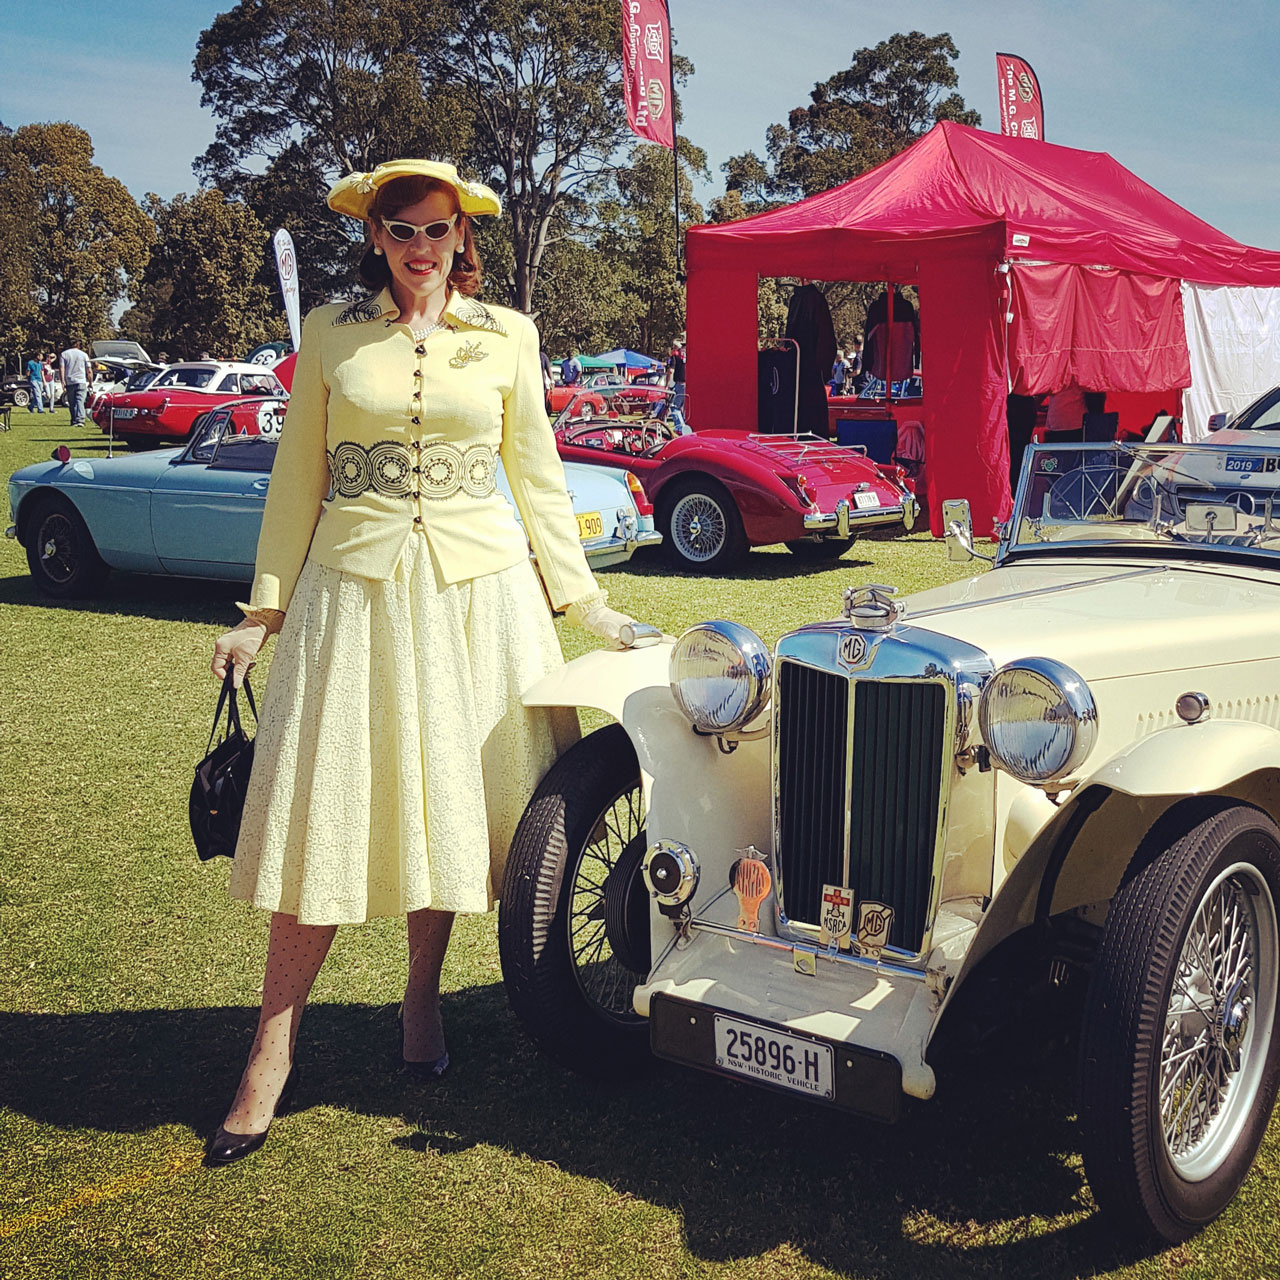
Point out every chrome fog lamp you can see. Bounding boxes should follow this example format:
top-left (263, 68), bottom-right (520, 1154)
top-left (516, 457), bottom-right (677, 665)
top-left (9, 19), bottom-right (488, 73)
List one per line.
top-left (669, 620), bottom-right (772, 735)
top-left (978, 657), bottom-right (1098, 785)
top-left (643, 840), bottom-right (700, 912)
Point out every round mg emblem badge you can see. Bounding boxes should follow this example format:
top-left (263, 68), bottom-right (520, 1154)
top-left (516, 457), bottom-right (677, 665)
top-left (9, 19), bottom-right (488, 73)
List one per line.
top-left (839, 633), bottom-right (868, 669)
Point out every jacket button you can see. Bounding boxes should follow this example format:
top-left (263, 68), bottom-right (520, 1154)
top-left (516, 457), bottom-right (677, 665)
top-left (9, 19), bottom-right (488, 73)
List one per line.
top-left (413, 370), bottom-right (422, 379)
top-left (413, 465), bottom-right (420, 474)
top-left (410, 441), bottom-right (420, 450)
top-left (413, 515), bottom-right (422, 524)
top-left (415, 345), bottom-right (426, 356)
top-left (412, 490), bottom-right (420, 500)
top-left (411, 416), bottom-right (420, 424)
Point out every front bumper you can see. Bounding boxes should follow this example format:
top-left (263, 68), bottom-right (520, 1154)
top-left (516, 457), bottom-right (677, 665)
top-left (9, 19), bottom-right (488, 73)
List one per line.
top-left (803, 493), bottom-right (919, 537)
top-left (635, 884), bottom-right (950, 1110)
top-left (650, 993), bottom-right (903, 1122)
top-left (581, 527), bottom-right (662, 563)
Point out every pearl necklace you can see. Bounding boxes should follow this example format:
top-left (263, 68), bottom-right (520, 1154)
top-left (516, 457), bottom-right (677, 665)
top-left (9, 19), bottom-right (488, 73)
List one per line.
top-left (411, 320), bottom-right (450, 341)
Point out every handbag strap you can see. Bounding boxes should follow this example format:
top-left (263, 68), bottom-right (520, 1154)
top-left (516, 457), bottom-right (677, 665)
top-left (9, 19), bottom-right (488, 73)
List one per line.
top-left (205, 669), bottom-right (258, 754)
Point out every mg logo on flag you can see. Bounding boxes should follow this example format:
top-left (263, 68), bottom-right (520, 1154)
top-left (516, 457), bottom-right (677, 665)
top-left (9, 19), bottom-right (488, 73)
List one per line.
top-left (643, 22), bottom-right (665, 61)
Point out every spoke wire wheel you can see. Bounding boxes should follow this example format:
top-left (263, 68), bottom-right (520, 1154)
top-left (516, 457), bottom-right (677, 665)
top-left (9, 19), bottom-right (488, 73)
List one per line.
top-left (670, 490), bottom-right (727, 563)
top-left (566, 782), bottom-right (650, 1025)
top-left (36, 511), bottom-right (78, 586)
top-left (498, 724), bottom-right (652, 1075)
top-left (1159, 861), bottom-right (1277, 1180)
top-left (1079, 804), bottom-right (1280, 1243)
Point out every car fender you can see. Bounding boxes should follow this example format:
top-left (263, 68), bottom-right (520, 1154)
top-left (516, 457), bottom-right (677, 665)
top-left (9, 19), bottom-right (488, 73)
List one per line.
top-left (647, 440), bottom-right (808, 545)
top-left (13, 468), bottom-right (166, 573)
top-left (522, 642), bottom-right (774, 954)
top-left (934, 720), bottom-right (1280, 1028)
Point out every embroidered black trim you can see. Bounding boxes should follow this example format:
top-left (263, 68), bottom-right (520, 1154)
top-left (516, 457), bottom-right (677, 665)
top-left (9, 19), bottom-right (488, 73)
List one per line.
top-left (368, 442), bottom-right (413, 497)
top-left (327, 440), bottom-right (497, 501)
top-left (461, 444), bottom-right (497, 498)
top-left (332, 295), bottom-right (385, 327)
top-left (449, 297), bottom-right (507, 337)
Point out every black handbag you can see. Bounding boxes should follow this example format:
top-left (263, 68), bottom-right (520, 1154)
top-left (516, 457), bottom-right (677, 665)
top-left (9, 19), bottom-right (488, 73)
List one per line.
top-left (190, 670), bottom-right (258, 861)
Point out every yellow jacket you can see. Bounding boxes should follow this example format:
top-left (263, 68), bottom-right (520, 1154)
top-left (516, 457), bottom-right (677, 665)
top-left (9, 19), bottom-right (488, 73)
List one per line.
top-left (246, 288), bottom-right (599, 613)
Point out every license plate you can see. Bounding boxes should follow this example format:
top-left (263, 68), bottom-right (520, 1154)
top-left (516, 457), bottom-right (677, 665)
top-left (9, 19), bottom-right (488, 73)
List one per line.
top-left (576, 510), bottom-right (604, 539)
top-left (112, 407), bottom-right (138, 419)
top-left (853, 491), bottom-right (881, 509)
top-left (713, 1013), bottom-right (833, 1100)
top-left (1224, 455), bottom-right (1265, 473)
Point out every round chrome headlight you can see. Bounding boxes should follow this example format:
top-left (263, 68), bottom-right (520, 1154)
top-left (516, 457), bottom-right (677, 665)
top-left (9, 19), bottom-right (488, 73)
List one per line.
top-left (977, 657), bottom-right (1098, 785)
top-left (669, 620), bottom-right (771, 735)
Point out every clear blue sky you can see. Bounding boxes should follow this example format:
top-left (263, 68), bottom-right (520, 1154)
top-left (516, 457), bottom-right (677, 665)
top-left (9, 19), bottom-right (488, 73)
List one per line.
top-left (3, 0), bottom-right (1278, 247)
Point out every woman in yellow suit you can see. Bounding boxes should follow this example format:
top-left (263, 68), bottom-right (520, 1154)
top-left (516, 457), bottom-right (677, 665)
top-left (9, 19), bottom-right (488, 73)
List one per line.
top-left (207, 160), bottom-right (637, 1165)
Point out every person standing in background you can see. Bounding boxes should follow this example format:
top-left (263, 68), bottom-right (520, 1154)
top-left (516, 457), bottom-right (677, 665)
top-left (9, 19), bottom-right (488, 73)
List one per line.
top-left (59, 342), bottom-right (92, 426)
top-left (830, 350), bottom-right (849, 397)
top-left (43, 354), bottom-right (58, 410)
top-left (24, 352), bottom-right (47, 413)
top-left (540, 349), bottom-right (553, 417)
top-left (666, 341), bottom-right (686, 414)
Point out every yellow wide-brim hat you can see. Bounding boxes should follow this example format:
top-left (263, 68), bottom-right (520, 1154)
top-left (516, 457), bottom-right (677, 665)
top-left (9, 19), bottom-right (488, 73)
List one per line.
top-left (327, 159), bottom-right (502, 221)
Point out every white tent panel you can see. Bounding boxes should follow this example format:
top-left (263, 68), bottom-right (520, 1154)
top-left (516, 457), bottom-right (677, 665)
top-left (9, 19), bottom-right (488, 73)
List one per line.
top-left (1182, 283), bottom-right (1280, 440)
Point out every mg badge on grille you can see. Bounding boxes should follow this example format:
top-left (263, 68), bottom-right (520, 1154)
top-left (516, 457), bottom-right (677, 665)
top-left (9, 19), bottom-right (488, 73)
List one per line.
top-left (838, 633), bottom-right (870, 669)
top-left (819, 884), bottom-right (854, 949)
top-left (855, 901), bottom-right (895, 957)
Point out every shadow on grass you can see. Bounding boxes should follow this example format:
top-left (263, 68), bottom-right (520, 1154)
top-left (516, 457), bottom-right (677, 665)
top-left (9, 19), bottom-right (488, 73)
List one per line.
top-left (621, 544), bottom-right (877, 582)
top-left (0, 989), bottom-right (1159, 1278)
top-left (0, 568), bottom-right (243, 626)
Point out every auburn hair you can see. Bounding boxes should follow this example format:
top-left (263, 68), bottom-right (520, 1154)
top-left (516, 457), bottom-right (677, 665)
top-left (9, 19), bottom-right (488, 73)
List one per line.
top-left (357, 175), bottom-right (484, 296)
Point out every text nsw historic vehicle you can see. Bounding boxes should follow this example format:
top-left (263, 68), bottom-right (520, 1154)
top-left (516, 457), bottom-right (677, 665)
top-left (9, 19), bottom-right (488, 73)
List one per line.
top-left (498, 437), bottom-right (1280, 1244)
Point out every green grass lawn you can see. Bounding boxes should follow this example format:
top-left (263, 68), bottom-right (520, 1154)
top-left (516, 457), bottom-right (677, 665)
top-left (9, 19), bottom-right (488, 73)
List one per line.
top-left (2, 409), bottom-right (1278, 1278)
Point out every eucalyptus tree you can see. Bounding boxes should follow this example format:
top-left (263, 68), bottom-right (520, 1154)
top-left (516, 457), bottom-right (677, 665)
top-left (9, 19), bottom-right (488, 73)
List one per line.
top-left (0, 122), bottom-right (151, 351)
top-left (121, 190), bottom-right (283, 358)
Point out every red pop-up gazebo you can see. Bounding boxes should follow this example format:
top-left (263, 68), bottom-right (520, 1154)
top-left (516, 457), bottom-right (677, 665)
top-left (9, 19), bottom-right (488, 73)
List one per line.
top-left (685, 121), bottom-right (1280, 534)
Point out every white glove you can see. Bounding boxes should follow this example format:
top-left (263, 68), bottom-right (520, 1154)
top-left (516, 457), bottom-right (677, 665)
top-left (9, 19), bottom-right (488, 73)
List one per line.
top-left (577, 602), bottom-right (638, 648)
top-left (565, 590), bottom-right (661, 649)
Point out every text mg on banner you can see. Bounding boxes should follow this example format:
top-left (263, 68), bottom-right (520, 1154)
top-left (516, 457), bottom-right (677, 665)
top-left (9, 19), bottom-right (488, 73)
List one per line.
top-left (621, 0), bottom-right (674, 149)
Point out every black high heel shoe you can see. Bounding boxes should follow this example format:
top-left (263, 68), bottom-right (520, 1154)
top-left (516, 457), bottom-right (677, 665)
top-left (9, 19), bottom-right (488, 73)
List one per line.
top-left (205, 1064), bottom-right (299, 1167)
top-left (397, 1006), bottom-right (450, 1079)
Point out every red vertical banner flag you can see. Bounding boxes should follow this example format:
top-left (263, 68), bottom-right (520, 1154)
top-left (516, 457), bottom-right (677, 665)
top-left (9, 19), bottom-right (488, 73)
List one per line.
top-left (996, 52), bottom-right (1045, 140)
top-left (621, 0), bottom-right (675, 149)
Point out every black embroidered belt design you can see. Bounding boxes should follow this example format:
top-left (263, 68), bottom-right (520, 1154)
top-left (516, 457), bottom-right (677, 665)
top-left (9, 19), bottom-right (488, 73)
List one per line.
top-left (327, 440), bottom-right (497, 501)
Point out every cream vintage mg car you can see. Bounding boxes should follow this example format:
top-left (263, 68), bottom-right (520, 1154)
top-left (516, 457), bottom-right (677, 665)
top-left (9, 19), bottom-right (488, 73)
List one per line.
top-left (498, 435), bottom-right (1280, 1244)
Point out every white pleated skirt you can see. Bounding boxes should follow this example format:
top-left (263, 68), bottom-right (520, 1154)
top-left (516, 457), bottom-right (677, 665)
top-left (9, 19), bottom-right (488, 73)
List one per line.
top-left (229, 536), bottom-right (580, 924)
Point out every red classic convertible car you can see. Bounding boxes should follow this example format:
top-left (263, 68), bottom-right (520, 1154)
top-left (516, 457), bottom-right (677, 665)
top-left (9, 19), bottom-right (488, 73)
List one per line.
top-left (554, 387), bottom-right (918, 570)
top-left (91, 361), bottom-right (288, 448)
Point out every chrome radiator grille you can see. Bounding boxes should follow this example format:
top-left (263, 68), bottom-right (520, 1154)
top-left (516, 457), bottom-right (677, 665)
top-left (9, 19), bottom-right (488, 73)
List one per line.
top-left (775, 660), bottom-right (947, 955)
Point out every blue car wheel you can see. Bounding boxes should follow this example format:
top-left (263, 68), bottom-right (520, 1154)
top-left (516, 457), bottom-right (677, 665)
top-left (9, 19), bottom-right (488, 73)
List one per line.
top-left (25, 494), bottom-right (110, 599)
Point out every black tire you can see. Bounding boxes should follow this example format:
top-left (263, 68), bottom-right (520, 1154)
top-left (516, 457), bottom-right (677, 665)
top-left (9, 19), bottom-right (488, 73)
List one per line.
top-left (24, 494), bottom-right (110, 598)
top-left (121, 434), bottom-right (157, 451)
top-left (498, 723), bottom-right (652, 1076)
top-left (12, 387), bottom-right (30, 408)
top-left (658, 475), bottom-right (747, 572)
top-left (785, 537), bottom-right (855, 561)
top-left (1079, 805), bottom-right (1280, 1243)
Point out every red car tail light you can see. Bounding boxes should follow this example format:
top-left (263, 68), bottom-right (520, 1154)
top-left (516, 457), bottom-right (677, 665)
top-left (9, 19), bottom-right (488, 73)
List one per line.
top-left (781, 472), bottom-right (817, 506)
top-left (624, 470), bottom-right (653, 516)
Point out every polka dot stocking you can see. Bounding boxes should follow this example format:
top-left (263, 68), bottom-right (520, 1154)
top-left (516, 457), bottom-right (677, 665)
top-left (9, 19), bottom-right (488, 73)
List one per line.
top-left (402, 908), bottom-right (454, 1063)
top-left (221, 912), bottom-right (337, 1136)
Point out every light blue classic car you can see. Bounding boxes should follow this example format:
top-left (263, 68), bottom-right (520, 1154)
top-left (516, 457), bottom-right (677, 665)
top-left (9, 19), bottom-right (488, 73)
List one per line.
top-left (7, 401), bottom-right (660, 598)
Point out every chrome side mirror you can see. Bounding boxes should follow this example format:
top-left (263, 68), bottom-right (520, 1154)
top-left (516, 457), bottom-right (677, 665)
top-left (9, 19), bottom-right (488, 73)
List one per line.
top-left (943, 498), bottom-right (996, 565)
top-left (944, 498), bottom-right (975, 562)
